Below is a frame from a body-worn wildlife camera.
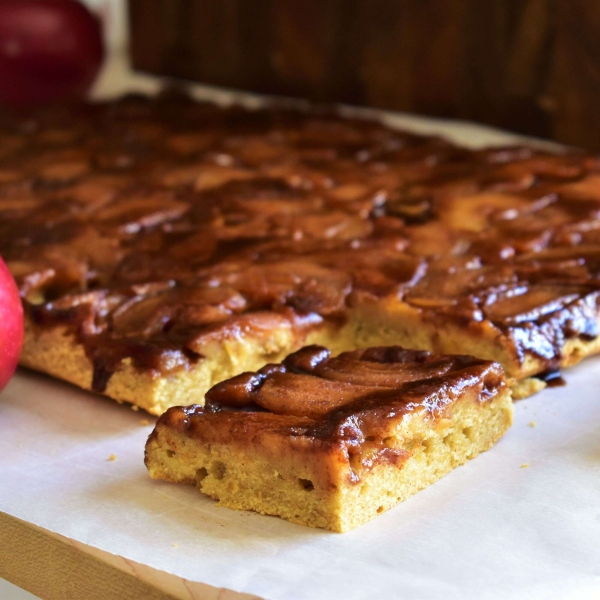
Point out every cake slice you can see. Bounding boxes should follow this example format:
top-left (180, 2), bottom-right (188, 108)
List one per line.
top-left (145, 345), bottom-right (513, 532)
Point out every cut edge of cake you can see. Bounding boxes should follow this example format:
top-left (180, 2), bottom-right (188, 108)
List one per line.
top-left (21, 295), bottom-right (600, 413)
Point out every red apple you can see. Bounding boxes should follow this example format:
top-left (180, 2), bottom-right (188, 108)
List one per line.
top-left (0, 256), bottom-right (23, 391)
top-left (0, 0), bottom-right (104, 107)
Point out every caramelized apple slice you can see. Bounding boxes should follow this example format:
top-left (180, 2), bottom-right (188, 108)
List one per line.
top-left (440, 192), bottom-right (547, 232)
top-left (253, 372), bottom-right (381, 419)
top-left (216, 260), bottom-right (352, 315)
top-left (111, 285), bottom-right (247, 337)
top-left (313, 350), bottom-right (456, 387)
top-left (482, 285), bottom-right (584, 325)
top-left (184, 311), bottom-right (294, 354)
top-left (96, 193), bottom-right (189, 234)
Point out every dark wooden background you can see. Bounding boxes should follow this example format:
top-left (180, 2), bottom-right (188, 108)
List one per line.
top-left (129, 0), bottom-right (600, 150)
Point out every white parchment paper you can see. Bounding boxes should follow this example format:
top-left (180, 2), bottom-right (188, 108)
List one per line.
top-left (1, 362), bottom-right (599, 600)
top-left (1, 54), bottom-right (599, 600)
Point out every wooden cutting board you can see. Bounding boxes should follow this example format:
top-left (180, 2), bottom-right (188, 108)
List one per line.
top-left (0, 511), bottom-right (254, 600)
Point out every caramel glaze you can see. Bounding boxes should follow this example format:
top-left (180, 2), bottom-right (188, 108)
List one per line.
top-left (3, 93), bottom-right (600, 389)
top-left (149, 345), bottom-right (507, 482)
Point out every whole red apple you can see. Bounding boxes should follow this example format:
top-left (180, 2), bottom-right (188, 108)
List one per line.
top-left (0, 0), bottom-right (104, 107)
top-left (0, 257), bottom-right (23, 391)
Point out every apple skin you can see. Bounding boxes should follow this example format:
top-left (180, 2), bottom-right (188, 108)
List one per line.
top-left (0, 0), bottom-right (105, 107)
top-left (0, 257), bottom-right (23, 392)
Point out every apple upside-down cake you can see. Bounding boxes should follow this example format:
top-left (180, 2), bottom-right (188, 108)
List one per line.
top-left (2, 93), bottom-right (600, 413)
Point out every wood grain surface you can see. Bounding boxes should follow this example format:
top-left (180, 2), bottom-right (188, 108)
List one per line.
top-left (129, 0), bottom-right (600, 149)
top-left (0, 512), bottom-right (257, 600)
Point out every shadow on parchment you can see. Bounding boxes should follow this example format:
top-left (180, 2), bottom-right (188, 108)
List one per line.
top-left (0, 368), bottom-right (154, 440)
top-left (91, 470), bottom-right (325, 549)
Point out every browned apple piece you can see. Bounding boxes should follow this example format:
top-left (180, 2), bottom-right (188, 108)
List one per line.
top-left (210, 178), bottom-right (320, 215)
top-left (65, 174), bottom-right (130, 209)
top-left (405, 267), bottom-right (510, 305)
top-left (111, 294), bottom-right (174, 338)
top-left (557, 174), bottom-right (600, 200)
top-left (518, 244), bottom-right (600, 264)
top-left (21, 252), bottom-right (88, 299)
top-left (111, 285), bottom-right (248, 337)
top-left (175, 287), bottom-right (248, 326)
top-left (111, 251), bottom-right (195, 285)
top-left (184, 311), bottom-right (295, 354)
top-left (166, 231), bottom-right (217, 263)
top-left (165, 133), bottom-right (216, 156)
top-left (0, 133), bottom-right (26, 159)
top-left (272, 211), bottom-right (371, 241)
top-left (440, 193), bottom-right (536, 232)
top-left (475, 224), bottom-right (552, 256)
top-left (34, 128), bottom-right (81, 146)
top-left (0, 197), bottom-right (38, 224)
top-left (307, 241), bottom-right (425, 295)
top-left (482, 286), bottom-right (583, 325)
top-left (327, 183), bottom-right (372, 202)
top-left (39, 160), bottom-right (90, 182)
top-left (237, 139), bottom-right (288, 165)
top-left (7, 260), bottom-right (56, 301)
top-left (96, 194), bottom-right (190, 234)
top-left (215, 260), bottom-right (351, 315)
top-left (194, 166), bottom-right (255, 190)
top-left (405, 296), bottom-right (458, 309)
top-left (41, 289), bottom-right (127, 335)
top-left (312, 349), bottom-right (457, 387)
top-left (256, 373), bottom-right (383, 419)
